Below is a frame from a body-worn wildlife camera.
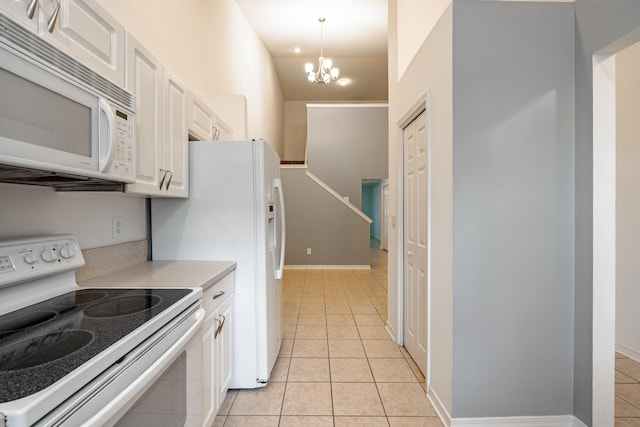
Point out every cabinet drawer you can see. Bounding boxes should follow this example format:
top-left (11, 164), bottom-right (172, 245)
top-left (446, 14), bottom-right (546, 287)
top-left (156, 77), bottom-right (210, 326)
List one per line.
top-left (202, 273), bottom-right (234, 314)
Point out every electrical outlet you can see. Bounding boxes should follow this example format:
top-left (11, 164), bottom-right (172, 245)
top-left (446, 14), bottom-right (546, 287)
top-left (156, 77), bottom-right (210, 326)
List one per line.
top-left (112, 216), bottom-right (122, 239)
top-left (306, 248), bottom-right (312, 255)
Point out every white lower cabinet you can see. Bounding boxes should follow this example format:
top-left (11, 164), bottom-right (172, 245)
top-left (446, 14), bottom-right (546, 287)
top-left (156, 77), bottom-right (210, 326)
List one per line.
top-left (201, 272), bottom-right (234, 427)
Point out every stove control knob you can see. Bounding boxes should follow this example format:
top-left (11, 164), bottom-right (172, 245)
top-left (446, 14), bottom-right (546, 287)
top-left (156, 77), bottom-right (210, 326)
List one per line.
top-left (59, 244), bottom-right (74, 259)
top-left (41, 248), bottom-right (57, 263)
top-left (23, 253), bottom-right (37, 265)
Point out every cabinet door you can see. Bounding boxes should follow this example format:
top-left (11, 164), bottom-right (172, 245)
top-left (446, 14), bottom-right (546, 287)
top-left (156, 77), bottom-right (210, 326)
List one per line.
top-left (215, 296), bottom-right (234, 412)
top-left (125, 34), bottom-right (164, 196)
top-left (163, 69), bottom-right (189, 198)
top-left (188, 92), bottom-right (214, 141)
top-left (0, 0), bottom-right (39, 31)
top-left (38, 0), bottom-right (125, 86)
top-left (213, 114), bottom-right (233, 141)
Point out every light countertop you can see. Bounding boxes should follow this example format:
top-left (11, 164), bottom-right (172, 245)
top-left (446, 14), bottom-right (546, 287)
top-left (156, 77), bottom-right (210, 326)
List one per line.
top-left (78, 261), bottom-right (236, 290)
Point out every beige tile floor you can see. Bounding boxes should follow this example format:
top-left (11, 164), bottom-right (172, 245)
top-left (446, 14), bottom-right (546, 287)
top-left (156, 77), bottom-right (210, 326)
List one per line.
top-left (616, 353), bottom-right (640, 426)
top-left (214, 248), bottom-right (443, 426)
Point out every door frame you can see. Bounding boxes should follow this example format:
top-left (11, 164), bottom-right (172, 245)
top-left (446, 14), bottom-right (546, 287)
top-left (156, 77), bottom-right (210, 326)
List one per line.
top-left (592, 51), bottom-right (617, 427)
top-left (381, 180), bottom-right (389, 251)
top-left (592, 32), bottom-right (640, 425)
top-left (396, 91), bottom-right (431, 383)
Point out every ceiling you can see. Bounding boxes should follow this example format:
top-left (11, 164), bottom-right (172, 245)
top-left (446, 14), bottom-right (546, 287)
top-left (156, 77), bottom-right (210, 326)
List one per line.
top-left (235, 0), bottom-right (389, 102)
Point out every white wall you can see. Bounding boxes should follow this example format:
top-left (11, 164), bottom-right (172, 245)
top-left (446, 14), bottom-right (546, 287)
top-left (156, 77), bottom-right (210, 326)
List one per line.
top-left (388, 0), bottom-right (454, 415)
top-left (396, 0), bottom-right (450, 80)
top-left (0, 184), bottom-right (146, 249)
top-left (616, 41), bottom-right (640, 360)
top-left (95, 0), bottom-right (285, 156)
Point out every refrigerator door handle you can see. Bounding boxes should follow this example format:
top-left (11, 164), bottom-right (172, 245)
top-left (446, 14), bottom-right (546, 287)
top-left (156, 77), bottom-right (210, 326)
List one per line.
top-left (274, 178), bottom-right (286, 280)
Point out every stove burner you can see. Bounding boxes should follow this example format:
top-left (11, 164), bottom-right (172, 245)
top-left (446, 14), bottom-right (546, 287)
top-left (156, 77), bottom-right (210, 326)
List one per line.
top-left (84, 295), bottom-right (162, 318)
top-left (51, 290), bottom-right (108, 307)
top-left (0, 330), bottom-right (93, 371)
top-left (0, 311), bottom-right (56, 335)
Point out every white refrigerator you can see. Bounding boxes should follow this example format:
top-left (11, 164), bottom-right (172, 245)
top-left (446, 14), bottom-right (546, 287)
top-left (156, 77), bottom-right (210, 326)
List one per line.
top-left (151, 139), bottom-right (285, 389)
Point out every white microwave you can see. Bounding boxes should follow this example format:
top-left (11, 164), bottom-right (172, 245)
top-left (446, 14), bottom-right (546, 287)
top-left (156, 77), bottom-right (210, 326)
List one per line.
top-left (0, 13), bottom-right (135, 187)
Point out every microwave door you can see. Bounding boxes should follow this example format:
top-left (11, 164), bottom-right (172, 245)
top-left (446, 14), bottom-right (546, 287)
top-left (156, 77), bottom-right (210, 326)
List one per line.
top-left (0, 49), bottom-right (100, 174)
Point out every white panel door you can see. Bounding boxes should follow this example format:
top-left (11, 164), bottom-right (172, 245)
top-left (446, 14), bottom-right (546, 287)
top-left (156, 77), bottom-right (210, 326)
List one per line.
top-left (403, 110), bottom-right (428, 375)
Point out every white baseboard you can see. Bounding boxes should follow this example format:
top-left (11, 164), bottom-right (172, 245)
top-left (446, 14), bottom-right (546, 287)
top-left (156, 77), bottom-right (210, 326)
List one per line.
top-left (385, 320), bottom-right (397, 341)
top-left (450, 415), bottom-right (587, 427)
top-left (425, 386), bottom-right (587, 427)
top-left (616, 342), bottom-right (640, 362)
top-left (427, 387), bottom-right (452, 426)
top-left (284, 265), bottom-right (371, 270)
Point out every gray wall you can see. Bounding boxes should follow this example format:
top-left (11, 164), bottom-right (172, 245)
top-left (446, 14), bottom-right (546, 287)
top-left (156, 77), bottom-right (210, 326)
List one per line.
top-left (281, 168), bottom-right (370, 266)
top-left (574, 1), bottom-right (640, 423)
top-left (452, 1), bottom-right (575, 418)
top-left (306, 105), bottom-right (388, 209)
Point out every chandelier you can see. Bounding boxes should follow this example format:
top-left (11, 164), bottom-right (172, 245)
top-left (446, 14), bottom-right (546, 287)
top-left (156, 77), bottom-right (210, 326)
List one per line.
top-left (305, 18), bottom-right (339, 85)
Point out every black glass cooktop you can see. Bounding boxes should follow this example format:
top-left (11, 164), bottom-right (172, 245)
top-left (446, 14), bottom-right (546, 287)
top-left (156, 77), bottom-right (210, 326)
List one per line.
top-left (0, 288), bottom-right (192, 403)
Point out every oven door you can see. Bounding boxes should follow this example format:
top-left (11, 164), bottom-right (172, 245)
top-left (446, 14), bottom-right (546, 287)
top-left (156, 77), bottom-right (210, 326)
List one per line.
top-left (35, 304), bottom-right (204, 427)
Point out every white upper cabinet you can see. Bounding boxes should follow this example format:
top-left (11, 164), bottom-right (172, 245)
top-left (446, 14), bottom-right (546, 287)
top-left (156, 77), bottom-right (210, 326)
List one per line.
top-left (214, 114), bottom-right (233, 141)
top-left (188, 92), bottom-right (214, 141)
top-left (163, 69), bottom-right (189, 197)
top-left (0, 0), bottom-right (39, 31)
top-left (125, 33), bottom-right (188, 198)
top-left (0, 0), bottom-right (125, 86)
top-left (125, 34), bottom-right (164, 196)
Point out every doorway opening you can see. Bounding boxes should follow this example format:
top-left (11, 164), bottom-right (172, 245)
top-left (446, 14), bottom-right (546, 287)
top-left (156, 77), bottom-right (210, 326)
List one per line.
top-left (593, 35), bottom-right (640, 426)
top-left (362, 179), bottom-right (384, 249)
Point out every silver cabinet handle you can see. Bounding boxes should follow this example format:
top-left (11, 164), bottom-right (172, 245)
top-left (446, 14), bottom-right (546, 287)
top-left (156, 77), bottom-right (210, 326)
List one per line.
top-left (214, 314), bottom-right (226, 339)
top-left (164, 170), bottom-right (173, 190)
top-left (26, 0), bottom-right (38, 19)
top-left (47, 0), bottom-right (61, 33)
top-left (159, 169), bottom-right (167, 190)
top-left (212, 291), bottom-right (225, 300)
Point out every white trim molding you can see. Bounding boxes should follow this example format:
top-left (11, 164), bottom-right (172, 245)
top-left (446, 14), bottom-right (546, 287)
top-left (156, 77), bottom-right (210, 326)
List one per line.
top-left (616, 343), bottom-right (640, 363)
top-left (284, 265), bottom-right (371, 270)
top-left (305, 170), bottom-right (373, 224)
top-left (450, 416), bottom-right (588, 427)
top-left (428, 387), bottom-right (452, 427)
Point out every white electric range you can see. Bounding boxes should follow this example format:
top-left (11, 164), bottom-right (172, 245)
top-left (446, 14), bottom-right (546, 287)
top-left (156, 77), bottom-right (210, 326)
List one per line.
top-left (0, 235), bottom-right (203, 427)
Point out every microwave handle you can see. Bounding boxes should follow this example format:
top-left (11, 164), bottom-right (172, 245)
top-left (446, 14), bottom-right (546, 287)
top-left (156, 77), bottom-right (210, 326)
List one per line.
top-left (99, 99), bottom-right (117, 173)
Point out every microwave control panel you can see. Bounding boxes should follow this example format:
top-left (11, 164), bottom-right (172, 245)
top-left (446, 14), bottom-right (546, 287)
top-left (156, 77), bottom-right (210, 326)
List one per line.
top-left (107, 105), bottom-right (135, 183)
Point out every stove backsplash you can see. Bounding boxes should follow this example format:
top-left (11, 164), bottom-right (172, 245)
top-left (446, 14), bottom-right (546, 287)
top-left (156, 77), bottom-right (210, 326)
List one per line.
top-left (75, 240), bottom-right (148, 282)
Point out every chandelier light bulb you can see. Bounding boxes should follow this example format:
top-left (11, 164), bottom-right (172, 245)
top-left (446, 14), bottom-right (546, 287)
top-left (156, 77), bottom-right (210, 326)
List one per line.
top-left (305, 17), bottom-right (340, 85)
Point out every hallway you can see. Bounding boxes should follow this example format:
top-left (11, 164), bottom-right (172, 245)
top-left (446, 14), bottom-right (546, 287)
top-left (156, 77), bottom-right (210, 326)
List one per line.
top-left (214, 249), bottom-right (442, 426)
